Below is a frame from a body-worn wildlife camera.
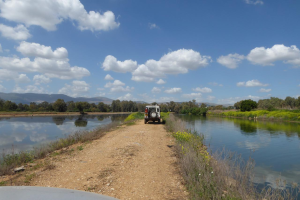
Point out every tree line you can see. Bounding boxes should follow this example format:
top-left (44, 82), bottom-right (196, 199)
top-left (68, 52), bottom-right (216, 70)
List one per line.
top-left (0, 98), bottom-right (208, 115)
top-left (0, 98), bottom-right (111, 113)
top-left (234, 96), bottom-right (300, 111)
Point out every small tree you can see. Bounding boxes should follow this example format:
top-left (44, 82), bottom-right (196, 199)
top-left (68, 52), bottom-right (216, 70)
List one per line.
top-left (76, 102), bottom-right (84, 114)
top-left (240, 99), bottom-right (257, 112)
top-left (53, 99), bottom-right (67, 112)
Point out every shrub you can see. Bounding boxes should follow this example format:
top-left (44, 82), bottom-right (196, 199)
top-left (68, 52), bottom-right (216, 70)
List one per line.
top-left (240, 99), bottom-right (257, 112)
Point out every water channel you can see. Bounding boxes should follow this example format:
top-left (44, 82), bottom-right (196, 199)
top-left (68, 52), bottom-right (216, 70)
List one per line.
top-left (0, 114), bottom-right (128, 154)
top-left (176, 114), bottom-right (300, 191)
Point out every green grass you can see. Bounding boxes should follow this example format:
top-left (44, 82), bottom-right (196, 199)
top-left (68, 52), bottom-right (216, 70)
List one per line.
top-left (77, 146), bottom-right (83, 151)
top-left (124, 112), bottom-right (144, 121)
top-left (208, 109), bottom-right (300, 121)
top-left (0, 181), bottom-right (6, 186)
top-left (160, 112), bottom-right (169, 123)
top-left (51, 152), bottom-right (60, 157)
top-left (125, 121), bottom-right (136, 126)
top-left (24, 173), bottom-right (36, 183)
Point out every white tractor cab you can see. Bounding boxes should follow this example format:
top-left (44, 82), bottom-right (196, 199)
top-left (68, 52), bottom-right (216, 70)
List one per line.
top-left (144, 105), bottom-right (161, 124)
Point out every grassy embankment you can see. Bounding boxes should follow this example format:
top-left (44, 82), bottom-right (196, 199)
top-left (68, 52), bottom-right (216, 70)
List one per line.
top-left (164, 113), bottom-right (299, 199)
top-left (208, 110), bottom-right (300, 122)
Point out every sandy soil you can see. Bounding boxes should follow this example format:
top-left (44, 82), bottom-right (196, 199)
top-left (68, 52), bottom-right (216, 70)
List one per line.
top-left (7, 120), bottom-right (188, 200)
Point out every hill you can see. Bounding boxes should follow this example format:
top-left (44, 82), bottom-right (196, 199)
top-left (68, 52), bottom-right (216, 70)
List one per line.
top-left (0, 92), bottom-right (113, 104)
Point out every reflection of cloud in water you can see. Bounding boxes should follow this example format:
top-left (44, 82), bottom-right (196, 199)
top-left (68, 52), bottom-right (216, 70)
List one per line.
top-left (253, 165), bottom-right (300, 189)
top-left (30, 131), bottom-right (47, 142)
top-left (57, 122), bottom-right (83, 135)
top-left (11, 122), bottom-right (44, 131)
top-left (0, 132), bottom-right (27, 146)
top-left (236, 135), bottom-right (270, 150)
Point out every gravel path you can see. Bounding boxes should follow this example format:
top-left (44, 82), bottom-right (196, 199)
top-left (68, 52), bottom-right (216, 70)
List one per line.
top-left (29, 120), bottom-right (188, 200)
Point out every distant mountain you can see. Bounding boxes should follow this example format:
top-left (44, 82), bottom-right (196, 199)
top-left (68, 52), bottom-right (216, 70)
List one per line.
top-left (0, 92), bottom-right (114, 104)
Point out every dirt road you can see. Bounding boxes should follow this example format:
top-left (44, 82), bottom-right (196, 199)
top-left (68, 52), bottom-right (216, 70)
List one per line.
top-left (28, 120), bottom-right (188, 200)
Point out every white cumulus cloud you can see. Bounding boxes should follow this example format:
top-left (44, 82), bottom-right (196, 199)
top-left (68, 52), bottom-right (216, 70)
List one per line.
top-left (0, 0), bottom-right (119, 32)
top-left (149, 23), bottom-right (159, 29)
top-left (117, 93), bottom-right (134, 101)
top-left (16, 42), bottom-right (68, 60)
top-left (156, 79), bottom-right (166, 84)
top-left (33, 75), bottom-right (51, 85)
top-left (244, 0), bottom-right (264, 5)
top-left (132, 49), bottom-right (211, 82)
top-left (0, 24), bottom-right (31, 40)
top-left (104, 80), bottom-right (125, 88)
top-left (151, 87), bottom-right (161, 93)
top-left (192, 87), bottom-right (212, 93)
top-left (0, 44), bottom-right (2, 52)
top-left (102, 55), bottom-right (138, 73)
top-left (110, 86), bottom-right (134, 93)
top-left (58, 80), bottom-right (90, 97)
top-left (165, 87), bottom-right (182, 94)
top-left (259, 88), bottom-right (271, 93)
top-left (15, 74), bottom-right (30, 83)
top-left (182, 93), bottom-right (202, 99)
top-left (237, 80), bottom-right (269, 87)
top-left (104, 74), bottom-right (114, 80)
top-left (0, 41), bottom-right (90, 80)
top-left (247, 44), bottom-right (300, 66)
top-left (217, 53), bottom-right (245, 69)
top-left (13, 85), bottom-right (46, 93)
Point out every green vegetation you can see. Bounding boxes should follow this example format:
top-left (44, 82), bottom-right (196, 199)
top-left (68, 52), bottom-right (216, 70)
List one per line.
top-left (160, 112), bottom-right (169, 123)
top-left (209, 109), bottom-right (300, 121)
top-left (240, 99), bottom-right (257, 112)
top-left (77, 146), bottom-right (83, 151)
top-left (159, 100), bottom-right (208, 115)
top-left (24, 173), bottom-right (36, 183)
top-left (0, 181), bottom-right (6, 186)
top-left (0, 97), bottom-right (212, 116)
top-left (124, 112), bottom-right (144, 121)
top-left (235, 96), bottom-right (300, 110)
top-left (226, 118), bottom-right (300, 137)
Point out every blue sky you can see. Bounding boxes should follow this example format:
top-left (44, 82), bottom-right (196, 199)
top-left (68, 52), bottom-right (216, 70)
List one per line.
top-left (0, 0), bottom-right (299, 104)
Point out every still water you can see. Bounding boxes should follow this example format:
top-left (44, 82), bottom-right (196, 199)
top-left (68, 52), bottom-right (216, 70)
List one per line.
top-left (0, 114), bottom-right (128, 154)
top-left (176, 114), bottom-right (300, 190)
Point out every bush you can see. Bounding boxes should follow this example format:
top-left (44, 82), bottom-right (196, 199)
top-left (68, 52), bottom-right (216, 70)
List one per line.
top-left (124, 112), bottom-right (144, 121)
top-left (240, 99), bottom-right (257, 112)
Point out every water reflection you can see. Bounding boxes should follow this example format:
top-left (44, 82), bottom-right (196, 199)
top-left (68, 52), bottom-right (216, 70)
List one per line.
top-left (74, 116), bottom-right (88, 127)
top-left (0, 114), bottom-right (128, 153)
top-left (238, 121), bottom-right (257, 135)
top-left (176, 114), bottom-right (300, 191)
top-left (52, 116), bottom-right (66, 125)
